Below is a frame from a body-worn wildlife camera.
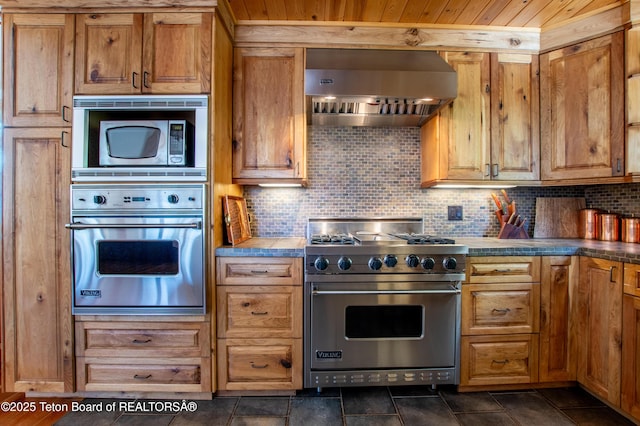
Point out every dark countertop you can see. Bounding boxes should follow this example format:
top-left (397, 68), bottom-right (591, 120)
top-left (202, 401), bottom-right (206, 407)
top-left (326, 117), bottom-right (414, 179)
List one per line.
top-left (215, 237), bottom-right (640, 264)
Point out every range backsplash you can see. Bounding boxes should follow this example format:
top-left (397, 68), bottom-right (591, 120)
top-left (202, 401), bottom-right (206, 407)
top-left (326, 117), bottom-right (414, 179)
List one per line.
top-left (243, 126), bottom-right (638, 238)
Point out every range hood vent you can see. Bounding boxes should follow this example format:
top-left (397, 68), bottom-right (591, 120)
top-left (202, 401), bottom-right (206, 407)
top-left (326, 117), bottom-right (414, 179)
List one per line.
top-left (305, 48), bottom-right (457, 127)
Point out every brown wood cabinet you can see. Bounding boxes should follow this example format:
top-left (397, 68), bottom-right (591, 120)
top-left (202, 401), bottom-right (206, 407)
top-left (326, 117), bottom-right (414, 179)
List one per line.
top-left (539, 256), bottom-right (578, 382)
top-left (577, 256), bottom-right (622, 406)
top-left (216, 257), bottom-right (303, 391)
top-left (421, 52), bottom-right (539, 186)
top-left (75, 13), bottom-right (212, 94)
top-left (75, 319), bottom-right (211, 393)
top-left (622, 264), bottom-right (640, 422)
top-left (232, 47), bottom-right (306, 185)
top-left (460, 257), bottom-right (540, 388)
top-left (626, 27), bottom-right (640, 176)
top-left (3, 14), bottom-right (74, 127)
top-left (2, 127), bottom-right (73, 392)
top-left (540, 32), bottom-right (624, 183)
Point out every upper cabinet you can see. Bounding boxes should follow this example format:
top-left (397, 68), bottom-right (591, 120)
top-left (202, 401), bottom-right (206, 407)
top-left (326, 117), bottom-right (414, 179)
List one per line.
top-left (3, 14), bottom-right (74, 127)
top-left (75, 13), bottom-right (212, 95)
top-left (232, 47), bottom-right (306, 185)
top-left (421, 51), bottom-right (540, 186)
top-left (540, 32), bottom-right (624, 183)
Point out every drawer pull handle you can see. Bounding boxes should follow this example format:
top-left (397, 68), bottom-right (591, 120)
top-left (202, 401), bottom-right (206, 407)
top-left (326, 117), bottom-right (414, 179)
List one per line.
top-left (494, 269), bottom-right (512, 273)
top-left (134, 374), bottom-right (152, 380)
top-left (250, 362), bottom-right (268, 369)
top-left (280, 359), bottom-right (292, 369)
top-left (491, 308), bottom-right (511, 315)
top-left (132, 338), bottom-right (152, 344)
top-left (251, 270), bottom-right (269, 274)
top-left (251, 311), bottom-right (268, 316)
top-left (491, 359), bottom-right (509, 365)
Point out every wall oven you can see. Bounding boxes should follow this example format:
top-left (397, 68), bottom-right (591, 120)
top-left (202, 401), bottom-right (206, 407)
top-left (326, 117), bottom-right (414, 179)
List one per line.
top-left (304, 218), bottom-right (467, 389)
top-left (66, 184), bottom-right (206, 315)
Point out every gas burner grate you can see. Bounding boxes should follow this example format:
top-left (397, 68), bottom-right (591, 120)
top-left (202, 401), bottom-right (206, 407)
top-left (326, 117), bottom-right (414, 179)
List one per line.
top-left (310, 233), bottom-right (356, 245)
top-left (392, 233), bottom-right (456, 245)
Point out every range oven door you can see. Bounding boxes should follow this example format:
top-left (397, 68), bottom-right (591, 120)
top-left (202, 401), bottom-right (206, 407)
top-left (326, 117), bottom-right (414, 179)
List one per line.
top-left (308, 281), bottom-right (460, 370)
top-left (68, 216), bottom-right (204, 315)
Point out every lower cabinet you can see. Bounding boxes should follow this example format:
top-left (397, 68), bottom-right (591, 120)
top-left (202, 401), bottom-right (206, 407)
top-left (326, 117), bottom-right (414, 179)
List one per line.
top-left (216, 257), bottom-right (303, 392)
top-left (622, 264), bottom-right (640, 421)
top-left (460, 257), bottom-right (540, 388)
top-left (75, 319), bottom-right (211, 393)
top-left (539, 256), bottom-right (578, 382)
top-left (577, 257), bottom-right (622, 406)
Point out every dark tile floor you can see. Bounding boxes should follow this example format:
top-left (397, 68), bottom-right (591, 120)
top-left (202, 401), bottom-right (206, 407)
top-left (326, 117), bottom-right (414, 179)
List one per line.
top-left (54, 386), bottom-right (638, 426)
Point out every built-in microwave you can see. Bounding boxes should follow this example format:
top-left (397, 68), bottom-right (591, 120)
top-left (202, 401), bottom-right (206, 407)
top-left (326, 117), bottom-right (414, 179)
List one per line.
top-left (72, 95), bottom-right (208, 181)
top-left (99, 120), bottom-right (188, 167)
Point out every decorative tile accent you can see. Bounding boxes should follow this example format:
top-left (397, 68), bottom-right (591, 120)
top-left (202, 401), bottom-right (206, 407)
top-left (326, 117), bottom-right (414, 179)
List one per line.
top-left (243, 126), bottom-right (637, 238)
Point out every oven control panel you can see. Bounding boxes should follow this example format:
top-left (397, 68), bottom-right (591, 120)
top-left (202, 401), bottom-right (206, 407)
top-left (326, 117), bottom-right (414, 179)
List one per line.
top-left (71, 184), bottom-right (204, 211)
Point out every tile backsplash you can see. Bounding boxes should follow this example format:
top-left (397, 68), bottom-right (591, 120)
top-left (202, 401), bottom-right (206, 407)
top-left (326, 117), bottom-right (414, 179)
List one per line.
top-left (243, 126), bottom-right (638, 238)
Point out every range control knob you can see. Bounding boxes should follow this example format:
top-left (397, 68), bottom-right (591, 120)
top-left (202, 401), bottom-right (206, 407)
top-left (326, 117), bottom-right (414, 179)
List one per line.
top-left (383, 254), bottom-right (398, 268)
top-left (167, 194), bottom-right (180, 204)
top-left (368, 257), bottom-right (383, 271)
top-left (405, 254), bottom-right (420, 268)
top-left (93, 195), bottom-right (107, 205)
top-left (443, 257), bottom-right (458, 270)
top-left (314, 256), bottom-right (329, 271)
top-left (421, 257), bottom-right (436, 270)
top-left (337, 256), bottom-right (352, 271)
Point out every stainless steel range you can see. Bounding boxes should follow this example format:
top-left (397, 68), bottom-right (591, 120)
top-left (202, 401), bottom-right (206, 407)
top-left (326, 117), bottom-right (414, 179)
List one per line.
top-left (304, 218), bottom-right (467, 390)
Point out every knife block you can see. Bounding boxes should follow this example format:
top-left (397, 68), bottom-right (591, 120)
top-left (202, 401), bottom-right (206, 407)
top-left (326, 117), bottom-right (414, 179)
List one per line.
top-left (498, 222), bottom-right (529, 239)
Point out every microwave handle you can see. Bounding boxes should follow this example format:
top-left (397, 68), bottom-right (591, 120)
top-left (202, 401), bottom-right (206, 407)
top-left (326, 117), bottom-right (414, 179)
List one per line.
top-left (65, 221), bottom-right (202, 230)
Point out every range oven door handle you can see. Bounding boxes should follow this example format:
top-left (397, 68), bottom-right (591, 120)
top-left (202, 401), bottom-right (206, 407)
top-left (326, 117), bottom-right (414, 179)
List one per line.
top-left (65, 222), bottom-right (202, 230)
top-left (312, 288), bottom-right (460, 296)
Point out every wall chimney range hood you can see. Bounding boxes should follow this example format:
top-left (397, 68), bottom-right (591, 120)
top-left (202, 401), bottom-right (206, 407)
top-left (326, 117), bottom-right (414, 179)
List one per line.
top-left (305, 48), bottom-right (457, 127)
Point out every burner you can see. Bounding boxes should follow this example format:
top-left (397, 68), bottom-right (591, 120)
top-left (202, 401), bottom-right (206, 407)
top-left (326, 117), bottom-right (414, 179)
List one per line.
top-left (310, 233), bottom-right (356, 245)
top-left (392, 233), bottom-right (456, 245)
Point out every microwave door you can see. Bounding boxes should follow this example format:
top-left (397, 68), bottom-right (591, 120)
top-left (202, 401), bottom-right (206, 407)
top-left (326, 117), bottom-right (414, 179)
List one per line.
top-left (99, 121), bottom-right (169, 166)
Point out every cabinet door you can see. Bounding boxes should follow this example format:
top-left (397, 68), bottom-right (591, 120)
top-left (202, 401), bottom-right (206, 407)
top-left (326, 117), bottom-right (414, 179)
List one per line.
top-left (577, 257), bottom-right (622, 406)
top-left (490, 53), bottom-right (540, 181)
top-left (437, 51), bottom-right (491, 180)
top-left (75, 13), bottom-right (143, 94)
top-left (142, 13), bottom-right (212, 94)
top-left (2, 128), bottom-right (73, 392)
top-left (622, 294), bottom-right (640, 421)
top-left (3, 14), bottom-right (74, 127)
top-left (540, 32), bottom-right (624, 181)
top-left (232, 47), bottom-right (306, 183)
top-left (539, 256), bottom-right (578, 382)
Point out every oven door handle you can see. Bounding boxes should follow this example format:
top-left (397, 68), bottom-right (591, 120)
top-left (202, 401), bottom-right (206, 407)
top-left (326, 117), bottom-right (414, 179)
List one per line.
top-left (312, 288), bottom-right (460, 296)
top-left (65, 222), bottom-right (202, 230)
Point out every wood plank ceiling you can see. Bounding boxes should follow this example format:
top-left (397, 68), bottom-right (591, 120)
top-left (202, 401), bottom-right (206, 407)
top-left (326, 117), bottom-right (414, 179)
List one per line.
top-left (228, 0), bottom-right (624, 28)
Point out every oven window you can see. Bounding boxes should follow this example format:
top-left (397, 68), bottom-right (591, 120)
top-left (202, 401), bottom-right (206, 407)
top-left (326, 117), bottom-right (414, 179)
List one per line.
top-left (345, 305), bottom-right (423, 338)
top-left (97, 240), bottom-right (179, 275)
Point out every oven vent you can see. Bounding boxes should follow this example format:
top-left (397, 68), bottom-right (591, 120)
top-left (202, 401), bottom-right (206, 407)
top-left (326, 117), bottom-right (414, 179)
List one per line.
top-left (71, 168), bottom-right (207, 182)
top-left (73, 95), bottom-right (208, 109)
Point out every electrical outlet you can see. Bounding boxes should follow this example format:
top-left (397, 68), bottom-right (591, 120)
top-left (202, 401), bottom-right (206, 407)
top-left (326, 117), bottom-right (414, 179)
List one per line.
top-left (448, 206), bottom-right (463, 221)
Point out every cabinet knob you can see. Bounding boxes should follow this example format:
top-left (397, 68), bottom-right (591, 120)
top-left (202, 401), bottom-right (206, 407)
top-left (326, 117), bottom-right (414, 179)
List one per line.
top-left (280, 359), bottom-right (292, 369)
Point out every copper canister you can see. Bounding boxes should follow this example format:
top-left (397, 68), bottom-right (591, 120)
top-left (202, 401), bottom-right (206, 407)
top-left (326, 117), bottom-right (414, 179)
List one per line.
top-left (597, 212), bottom-right (620, 241)
top-left (579, 208), bottom-right (599, 239)
top-left (622, 217), bottom-right (640, 243)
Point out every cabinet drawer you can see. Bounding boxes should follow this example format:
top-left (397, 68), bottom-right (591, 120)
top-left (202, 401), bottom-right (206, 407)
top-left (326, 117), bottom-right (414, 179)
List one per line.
top-left (217, 257), bottom-right (302, 285)
top-left (460, 334), bottom-right (539, 386)
top-left (624, 263), bottom-right (640, 297)
top-left (217, 286), bottom-right (302, 338)
top-left (462, 283), bottom-right (540, 335)
top-left (76, 357), bottom-right (210, 392)
top-left (467, 257), bottom-right (540, 283)
top-left (217, 338), bottom-right (302, 390)
top-left (75, 321), bottom-right (209, 357)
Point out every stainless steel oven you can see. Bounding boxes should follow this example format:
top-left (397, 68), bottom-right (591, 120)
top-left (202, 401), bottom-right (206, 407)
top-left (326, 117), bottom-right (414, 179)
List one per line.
top-left (67, 184), bottom-right (205, 315)
top-left (304, 218), bottom-right (467, 389)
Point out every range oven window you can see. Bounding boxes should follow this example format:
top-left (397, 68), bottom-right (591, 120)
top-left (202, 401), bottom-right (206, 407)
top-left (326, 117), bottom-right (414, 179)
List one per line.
top-left (97, 240), bottom-right (179, 275)
top-left (345, 305), bottom-right (424, 339)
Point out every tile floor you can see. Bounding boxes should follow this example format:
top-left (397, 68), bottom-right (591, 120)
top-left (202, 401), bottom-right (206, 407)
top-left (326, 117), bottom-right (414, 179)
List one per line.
top-left (54, 386), bottom-right (637, 426)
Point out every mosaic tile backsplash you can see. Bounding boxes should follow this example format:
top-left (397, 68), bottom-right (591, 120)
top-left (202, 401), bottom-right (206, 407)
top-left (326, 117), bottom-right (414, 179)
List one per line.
top-left (243, 126), bottom-right (636, 238)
